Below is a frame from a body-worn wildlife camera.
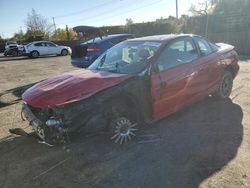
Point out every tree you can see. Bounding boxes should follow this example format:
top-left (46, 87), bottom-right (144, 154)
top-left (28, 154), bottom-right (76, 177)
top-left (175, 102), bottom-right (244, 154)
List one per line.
top-left (125, 18), bottom-right (133, 26)
top-left (0, 35), bottom-right (4, 42)
top-left (52, 28), bottom-right (77, 41)
top-left (211, 0), bottom-right (250, 32)
top-left (12, 28), bottom-right (25, 43)
top-left (25, 9), bottom-right (53, 38)
top-left (189, 0), bottom-right (217, 16)
top-left (156, 17), bottom-right (166, 23)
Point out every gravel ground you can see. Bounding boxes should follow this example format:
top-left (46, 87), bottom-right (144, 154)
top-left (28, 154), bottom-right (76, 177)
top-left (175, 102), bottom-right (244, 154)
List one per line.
top-left (0, 54), bottom-right (249, 188)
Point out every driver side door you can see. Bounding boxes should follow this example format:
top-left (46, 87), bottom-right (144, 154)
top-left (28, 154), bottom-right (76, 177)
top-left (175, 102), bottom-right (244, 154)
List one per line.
top-left (151, 37), bottom-right (199, 120)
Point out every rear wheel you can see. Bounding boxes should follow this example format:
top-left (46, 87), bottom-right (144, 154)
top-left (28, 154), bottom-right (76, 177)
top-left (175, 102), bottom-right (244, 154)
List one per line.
top-left (215, 70), bottom-right (233, 99)
top-left (11, 50), bottom-right (18, 56)
top-left (61, 49), bottom-right (68, 56)
top-left (17, 50), bottom-right (23, 56)
top-left (108, 102), bottom-right (139, 144)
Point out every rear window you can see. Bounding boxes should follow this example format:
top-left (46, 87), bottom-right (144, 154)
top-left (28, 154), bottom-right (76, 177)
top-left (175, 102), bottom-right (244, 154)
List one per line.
top-left (110, 36), bottom-right (133, 45)
top-left (82, 35), bottom-right (131, 44)
top-left (209, 42), bottom-right (219, 52)
top-left (9, 45), bottom-right (17, 48)
top-left (82, 36), bottom-right (108, 44)
top-left (195, 37), bottom-right (213, 55)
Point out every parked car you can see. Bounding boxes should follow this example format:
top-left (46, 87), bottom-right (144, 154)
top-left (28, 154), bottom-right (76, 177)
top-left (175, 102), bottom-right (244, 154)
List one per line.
top-left (21, 34), bottom-right (239, 145)
top-left (4, 43), bottom-right (24, 56)
top-left (71, 34), bottom-right (137, 67)
top-left (24, 41), bottom-right (72, 58)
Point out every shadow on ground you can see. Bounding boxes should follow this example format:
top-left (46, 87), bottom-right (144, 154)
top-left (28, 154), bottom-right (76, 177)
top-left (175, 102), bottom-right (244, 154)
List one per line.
top-left (0, 55), bottom-right (64, 62)
top-left (0, 83), bottom-right (37, 108)
top-left (0, 55), bottom-right (30, 62)
top-left (0, 98), bottom-right (243, 188)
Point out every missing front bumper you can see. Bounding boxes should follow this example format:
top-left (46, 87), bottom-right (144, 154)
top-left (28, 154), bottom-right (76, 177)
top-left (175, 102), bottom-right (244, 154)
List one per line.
top-left (21, 103), bottom-right (68, 145)
top-left (22, 103), bottom-right (46, 140)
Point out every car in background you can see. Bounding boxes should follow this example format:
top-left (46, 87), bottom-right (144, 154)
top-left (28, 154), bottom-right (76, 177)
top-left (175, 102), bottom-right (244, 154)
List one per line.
top-left (71, 34), bottom-right (137, 67)
top-left (24, 41), bottom-right (72, 58)
top-left (21, 34), bottom-right (239, 145)
top-left (4, 43), bottom-right (24, 56)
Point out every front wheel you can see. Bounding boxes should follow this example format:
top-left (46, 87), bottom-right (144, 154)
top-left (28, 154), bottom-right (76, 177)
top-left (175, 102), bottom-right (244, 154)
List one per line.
top-left (215, 70), bottom-right (233, 99)
top-left (108, 102), bottom-right (139, 144)
top-left (30, 51), bottom-right (39, 58)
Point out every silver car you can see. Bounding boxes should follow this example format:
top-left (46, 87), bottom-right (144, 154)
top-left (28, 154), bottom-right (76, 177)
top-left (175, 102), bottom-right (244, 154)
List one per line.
top-left (24, 41), bottom-right (72, 58)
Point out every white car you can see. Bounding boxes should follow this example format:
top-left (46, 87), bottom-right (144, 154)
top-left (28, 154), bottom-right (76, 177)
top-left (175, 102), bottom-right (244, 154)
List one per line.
top-left (4, 43), bottom-right (24, 56)
top-left (24, 41), bottom-right (72, 58)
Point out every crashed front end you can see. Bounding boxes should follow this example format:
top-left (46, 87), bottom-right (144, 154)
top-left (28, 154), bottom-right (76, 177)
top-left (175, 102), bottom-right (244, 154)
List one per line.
top-left (20, 69), bottom-right (132, 145)
top-left (21, 102), bottom-right (68, 145)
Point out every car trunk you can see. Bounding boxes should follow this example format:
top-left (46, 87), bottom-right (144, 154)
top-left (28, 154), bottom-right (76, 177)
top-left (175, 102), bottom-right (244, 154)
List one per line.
top-left (216, 43), bottom-right (234, 53)
top-left (71, 44), bottom-right (88, 58)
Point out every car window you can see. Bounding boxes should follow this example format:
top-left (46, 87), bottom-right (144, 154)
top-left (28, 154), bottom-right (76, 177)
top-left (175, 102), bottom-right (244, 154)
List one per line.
top-left (9, 45), bottom-right (17, 48)
top-left (195, 37), bottom-right (213, 55)
top-left (45, 42), bottom-right (56, 47)
top-left (82, 36), bottom-right (108, 44)
top-left (34, 42), bottom-right (43, 47)
top-left (209, 42), bottom-right (219, 52)
top-left (157, 38), bottom-right (198, 72)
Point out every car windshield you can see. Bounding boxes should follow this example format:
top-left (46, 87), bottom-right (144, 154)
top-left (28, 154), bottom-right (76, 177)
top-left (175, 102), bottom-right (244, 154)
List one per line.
top-left (88, 41), bottom-right (162, 74)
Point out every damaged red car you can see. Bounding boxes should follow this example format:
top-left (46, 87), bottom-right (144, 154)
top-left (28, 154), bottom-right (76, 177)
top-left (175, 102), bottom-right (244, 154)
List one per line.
top-left (21, 34), bottom-right (239, 145)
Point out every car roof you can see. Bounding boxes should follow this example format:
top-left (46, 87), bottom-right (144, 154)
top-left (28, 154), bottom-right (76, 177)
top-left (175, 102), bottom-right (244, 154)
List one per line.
top-left (102, 34), bottom-right (133, 39)
top-left (128, 34), bottom-right (198, 43)
top-left (83, 34), bottom-right (133, 44)
top-left (97, 34), bottom-right (132, 40)
top-left (31, 41), bottom-right (51, 43)
top-left (26, 41), bottom-right (57, 46)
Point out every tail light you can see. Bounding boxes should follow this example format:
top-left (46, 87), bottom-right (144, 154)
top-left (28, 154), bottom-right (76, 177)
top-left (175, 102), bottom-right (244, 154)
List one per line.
top-left (87, 47), bottom-right (100, 52)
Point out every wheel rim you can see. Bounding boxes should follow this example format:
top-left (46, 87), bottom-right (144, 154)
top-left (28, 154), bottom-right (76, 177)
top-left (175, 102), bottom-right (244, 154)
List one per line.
top-left (32, 51), bottom-right (38, 57)
top-left (221, 74), bottom-right (232, 97)
top-left (12, 51), bottom-right (17, 56)
top-left (110, 117), bottom-right (138, 144)
top-left (62, 50), bottom-right (67, 56)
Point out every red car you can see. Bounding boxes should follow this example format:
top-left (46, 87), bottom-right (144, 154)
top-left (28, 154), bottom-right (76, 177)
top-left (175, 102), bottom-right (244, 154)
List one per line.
top-left (21, 34), bottom-right (239, 145)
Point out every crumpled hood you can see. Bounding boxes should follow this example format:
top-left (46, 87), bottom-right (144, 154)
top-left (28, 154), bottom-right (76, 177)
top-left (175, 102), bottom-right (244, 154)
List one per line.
top-left (22, 69), bottom-right (131, 108)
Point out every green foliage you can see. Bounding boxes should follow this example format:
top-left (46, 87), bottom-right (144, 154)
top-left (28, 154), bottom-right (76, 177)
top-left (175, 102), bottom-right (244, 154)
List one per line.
top-left (11, 28), bottom-right (25, 43)
top-left (186, 0), bottom-right (250, 35)
top-left (212, 0), bottom-right (250, 31)
top-left (51, 28), bottom-right (77, 41)
top-left (0, 35), bottom-right (5, 43)
top-left (101, 17), bottom-right (182, 36)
